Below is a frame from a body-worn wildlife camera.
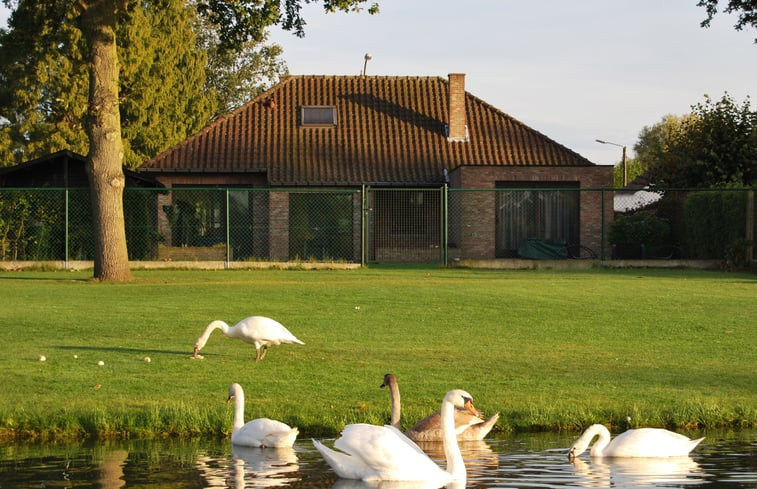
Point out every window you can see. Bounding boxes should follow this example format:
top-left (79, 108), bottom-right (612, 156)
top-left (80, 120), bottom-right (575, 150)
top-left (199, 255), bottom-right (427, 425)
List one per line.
top-left (495, 181), bottom-right (580, 258)
top-left (300, 106), bottom-right (337, 126)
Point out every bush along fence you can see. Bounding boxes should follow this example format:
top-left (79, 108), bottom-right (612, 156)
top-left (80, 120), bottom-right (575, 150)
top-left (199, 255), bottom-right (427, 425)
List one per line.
top-left (0, 186), bottom-right (754, 267)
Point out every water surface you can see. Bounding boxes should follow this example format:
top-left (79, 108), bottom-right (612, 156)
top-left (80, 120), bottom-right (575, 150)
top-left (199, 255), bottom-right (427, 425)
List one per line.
top-left (1, 430), bottom-right (754, 488)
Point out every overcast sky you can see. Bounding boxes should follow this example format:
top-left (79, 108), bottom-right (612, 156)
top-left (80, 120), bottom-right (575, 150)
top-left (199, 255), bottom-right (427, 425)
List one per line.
top-left (2, 1), bottom-right (755, 167)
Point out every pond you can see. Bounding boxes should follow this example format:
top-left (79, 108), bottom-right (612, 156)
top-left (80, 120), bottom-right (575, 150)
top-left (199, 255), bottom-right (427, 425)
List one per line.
top-left (0, 430), bottom-right (754, 488)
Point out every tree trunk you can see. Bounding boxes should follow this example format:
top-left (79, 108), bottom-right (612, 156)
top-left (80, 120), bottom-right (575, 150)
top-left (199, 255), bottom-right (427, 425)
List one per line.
top-left (80, 1), bottom-right (133, 281)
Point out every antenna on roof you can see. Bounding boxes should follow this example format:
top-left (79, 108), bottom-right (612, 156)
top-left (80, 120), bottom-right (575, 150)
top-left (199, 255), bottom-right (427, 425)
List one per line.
top-left (362, 53), bottom-right (372, 76)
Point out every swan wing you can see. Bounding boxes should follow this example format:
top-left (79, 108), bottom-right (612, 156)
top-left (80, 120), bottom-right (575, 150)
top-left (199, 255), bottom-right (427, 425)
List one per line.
top-left (331, 424), bottom-right (447, 481)
top-left (406, 408), bottom-right (487, 441)
top-left (458, 412), bottom-right (499, 441)
top-left (314, 438), bottom-right (375, 480)
top-left (236, 316), bottom-right (304, 345)
top-left (607, 429), bottom-right (704, 457)
top-left (232, 418), bottom-right (298, 448)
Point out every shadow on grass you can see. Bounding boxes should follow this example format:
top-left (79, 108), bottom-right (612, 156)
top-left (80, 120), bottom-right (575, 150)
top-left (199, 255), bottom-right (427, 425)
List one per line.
top-left (0, 274), bottom-right (91, 282)
top-left (56, 345), bottom-right (192, 357)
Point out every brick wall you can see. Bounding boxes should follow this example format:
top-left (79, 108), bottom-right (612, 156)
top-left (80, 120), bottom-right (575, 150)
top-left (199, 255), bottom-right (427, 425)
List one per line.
top-left (451, 166), bottom-right (614, 259)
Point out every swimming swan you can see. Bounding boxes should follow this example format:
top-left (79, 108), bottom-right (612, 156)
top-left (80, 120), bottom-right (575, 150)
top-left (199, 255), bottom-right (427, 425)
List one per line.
top-left (381, 373), bottom-right (499, 441)
top-left (568, 424), bottom-right (704, 459)
top-left (193, 316), bottom-right (304, 361)
top-left (227, 383), bottom-right (299, 448)
top-left (313, 389), bottom-right (480, 482)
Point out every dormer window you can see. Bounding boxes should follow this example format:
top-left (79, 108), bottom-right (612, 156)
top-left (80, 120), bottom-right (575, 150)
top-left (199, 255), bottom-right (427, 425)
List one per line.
top-left (301, 106), bottom-right (337, 126)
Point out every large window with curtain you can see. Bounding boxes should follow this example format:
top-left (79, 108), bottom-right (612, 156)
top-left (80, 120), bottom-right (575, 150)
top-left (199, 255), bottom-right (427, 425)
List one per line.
top-left (495, 182), bottom-right (580, 258)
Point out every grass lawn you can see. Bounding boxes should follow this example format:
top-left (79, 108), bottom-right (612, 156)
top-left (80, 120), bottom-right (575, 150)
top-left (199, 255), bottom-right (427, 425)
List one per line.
top-left (0, 266), bottom-right (754, 440)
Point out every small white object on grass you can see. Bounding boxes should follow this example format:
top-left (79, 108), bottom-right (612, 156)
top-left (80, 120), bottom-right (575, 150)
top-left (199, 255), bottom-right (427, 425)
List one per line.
top-left (97, 360), bottom-right (105, 366)
top-left (38, 355), bottom-right (46, 362)
top-left (143, 356), bottom-right (151, 363)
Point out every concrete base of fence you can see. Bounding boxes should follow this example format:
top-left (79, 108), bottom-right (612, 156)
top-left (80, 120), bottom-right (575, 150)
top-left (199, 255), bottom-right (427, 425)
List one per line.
top-left (0, 261), bottom-right (361, 271)
top-left (450, 258), bottom-right (721, 270)
top-left (0, 259), bottom-right (725, 272)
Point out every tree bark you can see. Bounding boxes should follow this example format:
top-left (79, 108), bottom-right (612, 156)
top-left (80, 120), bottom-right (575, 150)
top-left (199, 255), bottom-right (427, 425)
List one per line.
top-left (80, 1), bottom-right (133, 281)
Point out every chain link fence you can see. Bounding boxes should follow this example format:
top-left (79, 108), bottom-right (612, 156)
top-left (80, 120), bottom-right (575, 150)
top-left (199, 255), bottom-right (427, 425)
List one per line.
top-left (1, 186), bottom-right (754, 266)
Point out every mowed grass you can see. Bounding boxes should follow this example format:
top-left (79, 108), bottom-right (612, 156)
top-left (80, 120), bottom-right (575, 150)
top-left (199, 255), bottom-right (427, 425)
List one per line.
top-left (0, 266), bottom-right (754, 440)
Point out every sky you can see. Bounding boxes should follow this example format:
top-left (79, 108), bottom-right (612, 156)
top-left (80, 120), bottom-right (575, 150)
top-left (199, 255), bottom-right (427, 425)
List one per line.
top-left (2, 1), bottom-right (756, 167)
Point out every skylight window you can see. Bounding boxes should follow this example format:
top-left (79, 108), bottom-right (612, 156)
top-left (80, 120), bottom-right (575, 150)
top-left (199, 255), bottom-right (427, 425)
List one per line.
top-left (301, 106), bottom-right (337, 126)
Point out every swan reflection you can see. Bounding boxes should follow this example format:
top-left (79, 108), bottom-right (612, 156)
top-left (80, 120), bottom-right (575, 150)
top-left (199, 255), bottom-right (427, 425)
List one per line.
top-left (231, 445), bottom-right (300, 487)
top-left (415, 439), bottom-right (498, 478)
top-left (332, 478), bottom-right (466, 489)
top-left (570, 455), bottom-right (705, 487)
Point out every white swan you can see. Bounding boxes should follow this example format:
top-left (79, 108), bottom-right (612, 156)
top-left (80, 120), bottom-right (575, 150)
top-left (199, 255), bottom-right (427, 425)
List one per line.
top-left (381, 373), bottom-right (499, 441)
top-left (568, 424), bottom-right (705, 459)
top-left (193, 316), bottom-right (304, 361)
top-left (227, 383), bottom-right (299, 448)
top-left (313, 389), bottom-right (479, 482)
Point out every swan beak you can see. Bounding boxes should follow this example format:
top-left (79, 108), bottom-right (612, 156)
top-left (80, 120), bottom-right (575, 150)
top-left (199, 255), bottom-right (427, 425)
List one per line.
top-left (568, 448), bottom-right (576, 462)
top-left (226, 395), bottom-right (233, 404)
top-left (463, 398), bottom-right (482, 418)
top-left (192, 346), bottom-right (199, 357)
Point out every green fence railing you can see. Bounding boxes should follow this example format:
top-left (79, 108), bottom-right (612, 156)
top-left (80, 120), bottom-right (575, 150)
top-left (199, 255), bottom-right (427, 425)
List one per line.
top-left (1, 187), bottom-right (754, 267)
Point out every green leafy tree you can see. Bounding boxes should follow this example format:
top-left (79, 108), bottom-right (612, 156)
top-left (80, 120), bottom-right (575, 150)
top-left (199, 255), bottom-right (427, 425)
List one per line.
top-left (0, 0), bottom-right (214, 169)
top-left (195, 15), bottom-right (287, 116)
top-left (1, 0), bottom-right (375, 280)
top-left (639, 94), bottom-right (756, 188)
top-left (698, 0), bottom-right (757, 42)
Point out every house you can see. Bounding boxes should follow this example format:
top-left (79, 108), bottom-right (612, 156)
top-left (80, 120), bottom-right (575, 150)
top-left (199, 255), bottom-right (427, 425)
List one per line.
top-left (140, 74), bottom-right (613, 262)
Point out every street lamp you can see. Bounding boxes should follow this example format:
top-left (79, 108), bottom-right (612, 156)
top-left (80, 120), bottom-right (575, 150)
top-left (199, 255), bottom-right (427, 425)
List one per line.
top-left (362, 53), bottom-right (372, 76)
top-left (596, 139), bottom-right (627, 186)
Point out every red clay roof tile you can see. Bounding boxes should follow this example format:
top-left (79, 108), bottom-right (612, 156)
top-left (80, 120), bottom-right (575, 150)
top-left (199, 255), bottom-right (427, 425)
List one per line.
top-left (142, 75), bottom-right (595, 185)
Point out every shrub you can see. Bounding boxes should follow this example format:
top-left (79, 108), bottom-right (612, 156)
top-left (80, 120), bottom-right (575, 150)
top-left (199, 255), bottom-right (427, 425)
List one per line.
top-left (684, 190), bottom-right (747, 260)
top-left (609, 212), bottom-right (671, 247)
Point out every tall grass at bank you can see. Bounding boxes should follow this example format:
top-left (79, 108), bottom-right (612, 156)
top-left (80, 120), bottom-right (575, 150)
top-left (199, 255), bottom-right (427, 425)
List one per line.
top-left (0, 267), bottom-right (754, 440)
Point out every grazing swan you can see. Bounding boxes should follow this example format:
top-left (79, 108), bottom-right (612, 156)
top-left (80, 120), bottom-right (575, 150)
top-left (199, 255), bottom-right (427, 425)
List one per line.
top-left (568, 424), bottom-right (705, 460)
top-left (193, 316), bottom-right (304, 361)
top-left (381, 373), bottom-right (499, 441)
top-left (227, 383), bottom-right (299, 448)
top-left (313, 389), bottom-right (479, 482)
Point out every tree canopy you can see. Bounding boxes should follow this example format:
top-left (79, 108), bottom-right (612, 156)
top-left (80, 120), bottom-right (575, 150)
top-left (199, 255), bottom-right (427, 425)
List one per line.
top-left (697, 0), bottom-right (757, 42)
top-left (0, 0), bottom-right (287, 168)
top-left (633, 93), bottom-right (757, 188)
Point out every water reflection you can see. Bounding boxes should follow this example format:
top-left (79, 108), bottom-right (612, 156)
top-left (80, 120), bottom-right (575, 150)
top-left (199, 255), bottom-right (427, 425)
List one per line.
top-left (332, 479), bottom-right (466, 489)
top-left (231, 446), bottom-right (300, 487)
top-left (97, 449), bottom-right (128, 489)
top-left (570, 455), bottom-right (704, 487)
top-left (414, 440), bottom-right (499, 479)
top-left (0, 431), bottom-right (754, 489)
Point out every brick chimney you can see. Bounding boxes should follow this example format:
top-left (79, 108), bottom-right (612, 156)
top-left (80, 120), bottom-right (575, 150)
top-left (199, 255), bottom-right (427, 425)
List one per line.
top-left (447, 73), bottom-right (468, 142)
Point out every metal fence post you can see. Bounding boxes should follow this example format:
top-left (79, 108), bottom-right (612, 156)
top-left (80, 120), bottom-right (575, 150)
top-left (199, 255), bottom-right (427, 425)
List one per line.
top-left (361, 185), bottom-right (367, 266)
top-left (442, 184), bottom-right (448, 266)
top-left (65, 188), bottom-right (69, 269)
top-left (225, 189), bottom-right (230, 269)
top-left (600, 189), bottom-right (606, 261)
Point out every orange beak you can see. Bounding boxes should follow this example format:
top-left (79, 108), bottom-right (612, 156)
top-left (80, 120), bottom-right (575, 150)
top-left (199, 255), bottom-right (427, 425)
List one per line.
top-left (463, 398), bottom-right (482, 418)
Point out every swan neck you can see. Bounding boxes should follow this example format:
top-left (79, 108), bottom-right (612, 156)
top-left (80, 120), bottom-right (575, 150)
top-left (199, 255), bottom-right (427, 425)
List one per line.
top-left (441, 397), bottom-right (465, 479)
top-left (588, 425), bottom-right (612, 457)
top-left (387, 378), bottom-right (401, 428)
top-left (197, 320), bottom-right (229, 349)
top-left (232, 387), bottom-right (245, 432)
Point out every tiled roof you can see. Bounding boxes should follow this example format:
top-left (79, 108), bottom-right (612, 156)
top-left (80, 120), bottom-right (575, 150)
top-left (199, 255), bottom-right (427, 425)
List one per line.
top-left (142, 75), bottom-right (596, 185)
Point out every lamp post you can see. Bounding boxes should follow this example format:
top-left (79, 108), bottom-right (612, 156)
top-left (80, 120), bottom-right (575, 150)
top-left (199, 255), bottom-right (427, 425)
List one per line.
top-left (596, 139), bottom-right (627, 186)
top-left (362, 53), bottom-right (372, 76)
